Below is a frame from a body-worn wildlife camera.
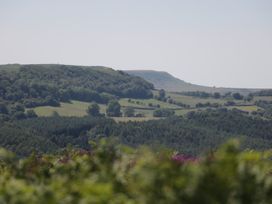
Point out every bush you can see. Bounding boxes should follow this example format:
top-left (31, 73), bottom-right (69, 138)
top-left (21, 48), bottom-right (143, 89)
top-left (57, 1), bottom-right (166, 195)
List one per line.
top-left (123, 107), bottom-right (135, 117)
top-left (0, 140), bottom-right (272, 203)
top-left (87, 103), bottom-right (101, 116)
top-left (153, 108), bottom-right (175, 117)
top-left (232, 92), bottom-right (244, 100)
top-left (12, 111), bottom-right (26, 120)
top-left (106, 100), bottom-right (122, 117)
top-left (26, 110), bottom-right (38, 118)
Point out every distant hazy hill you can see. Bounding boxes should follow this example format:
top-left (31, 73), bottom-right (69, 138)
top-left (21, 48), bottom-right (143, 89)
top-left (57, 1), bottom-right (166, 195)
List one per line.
top-left (125, 70), bottom-right (259, 94)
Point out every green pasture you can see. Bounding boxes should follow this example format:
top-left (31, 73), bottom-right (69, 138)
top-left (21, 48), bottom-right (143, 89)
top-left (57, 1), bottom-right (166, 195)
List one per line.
top-left (228, 105), bottom-right (260, 112)
top-left (31, 100), bottom-right (158, 121)
top-left (32, 100), bottom-right (97, 117)
top-left (119, 98), bottom-right (180, 109)
top-left (30, 93), bottom-right (265, 121)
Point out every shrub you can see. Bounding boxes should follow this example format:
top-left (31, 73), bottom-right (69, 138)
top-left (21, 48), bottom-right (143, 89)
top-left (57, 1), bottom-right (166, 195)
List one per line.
top-left (153, 108), bottom-right (175, 117)
top-left (0, 140), bottom-right (272, 203)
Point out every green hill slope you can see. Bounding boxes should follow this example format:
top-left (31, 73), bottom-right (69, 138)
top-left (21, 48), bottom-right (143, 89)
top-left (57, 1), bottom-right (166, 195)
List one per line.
top-left (125, 70), bottom-right (259, 94)
top-left (0, 64), bottom-right (154, 107)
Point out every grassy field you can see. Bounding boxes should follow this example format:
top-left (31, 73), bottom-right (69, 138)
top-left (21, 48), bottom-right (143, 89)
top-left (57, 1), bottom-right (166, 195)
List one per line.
top-left (33, 101), bottom-right (94, 117)
top-left (228, 105), bottom-right (260, 112)
top-left (167, 92), bottom-right (226, 106)
top-left (30, 92), bottom-right (267, 121)
top-left (174, 108), bottom-right (197, 116)
top-left (32, 100), bottom-right (157, 121)
top-left (112, 116), bottom-right (158, 122)
top-left (166, 92), bottom-right (252, 107)
top-left (119, 98), bottom-right (180, 109)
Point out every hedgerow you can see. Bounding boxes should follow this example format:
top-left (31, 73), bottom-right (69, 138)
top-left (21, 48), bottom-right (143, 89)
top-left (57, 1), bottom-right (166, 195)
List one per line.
top-left (0, 139), bottom-right (272, 203)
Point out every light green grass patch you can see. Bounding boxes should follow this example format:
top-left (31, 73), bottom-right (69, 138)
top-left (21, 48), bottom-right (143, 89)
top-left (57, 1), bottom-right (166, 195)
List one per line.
top-left (228, 105), bottom-right (260, 112)
top-left (119, 98), bottom-right (180, 109)
top-left (32, 100), bottom-right (157, 121)
top-left (167, 92), bottom-right (226, 106)
top-left (113, 117), bottom-right (158, 122)
top-left (167, 92), bottom-right (254, 107)
top-left (32, 100), bottom-right (90, 117)
top-left (32, 100), bottom-right (107, 117)
top-left (174, 108), bottom-right (199, 116)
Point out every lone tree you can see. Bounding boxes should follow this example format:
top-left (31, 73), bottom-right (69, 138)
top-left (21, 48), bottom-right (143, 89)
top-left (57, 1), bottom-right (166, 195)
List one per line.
top-left (158, 89), bottom-right (166, 100)
top-left (124, 107), bottom-right (135, 117)
top-left (232, 92), bottom-right (244, 100)
top-left (213, 92), bottom-right (221, 99)
top-left (106, 100), bottom-right (121, 117)
top-left (87, 103), bottom-right (100, 116)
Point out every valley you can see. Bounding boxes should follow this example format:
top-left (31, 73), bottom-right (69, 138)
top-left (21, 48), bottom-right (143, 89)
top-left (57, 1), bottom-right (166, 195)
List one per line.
top-left (2, 1), bottom-right (272, 202)
top-left (1, 64), bottom-right (272, 203)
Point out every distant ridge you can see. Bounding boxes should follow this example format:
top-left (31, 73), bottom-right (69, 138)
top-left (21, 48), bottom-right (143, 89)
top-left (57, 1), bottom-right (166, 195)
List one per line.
top-left (125, 70), bottom-right (260, 95)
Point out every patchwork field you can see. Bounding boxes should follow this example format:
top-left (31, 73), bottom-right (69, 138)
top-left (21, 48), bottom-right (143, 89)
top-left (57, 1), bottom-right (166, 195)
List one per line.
top-left (167, 92), bottom-right (252, 107)
top-left (119, 98), bottom-right (180, 109)
top-left (31, 100), bottom-right (158, 121)
top-left (30, 91), bottom-right (267, 121)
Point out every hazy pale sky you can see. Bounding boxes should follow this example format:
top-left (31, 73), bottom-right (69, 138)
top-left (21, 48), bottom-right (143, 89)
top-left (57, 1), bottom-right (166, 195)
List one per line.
top-left (1, 0), bottom-right (272, 88)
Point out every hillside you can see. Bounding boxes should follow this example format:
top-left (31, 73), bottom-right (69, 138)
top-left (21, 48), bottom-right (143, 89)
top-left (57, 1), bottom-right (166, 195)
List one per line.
top-left (0, 64), bottom-right (154, 106)
top-left (125, 70), bottom-right (259, 94)
top-left (1, 64), bottom-right (272, 157)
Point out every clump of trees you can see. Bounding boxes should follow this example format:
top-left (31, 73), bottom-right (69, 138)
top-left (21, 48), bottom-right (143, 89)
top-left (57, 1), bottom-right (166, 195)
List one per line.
top-left (0, 64), bottom-right (154, 111)
top-left (253, 100), bottom-right (272, 119)
top-left (26, 110), bottom-right (38, 118)
top-left (154, 89), bottom-right (167, 102)
top-left (87, 103), bottom-right (102, 117)
top-left (0, 102), bottom-right (39, 122)
top-left (123, 107), bottom-right (135, 117)
top-left (106, 100), bottom-right (122, 117)
top-left (196, 102), bottom-right (221, 108)
top-left (153, 108), bottom-right (175, 117)
top-left (253, 89), bottom-right (272, 96)
top-left (182, 91), bottom-right (212, 98)
top-left (181, 91), bottom-right (247, 101)
top-left (232, 92), bottom-right (244, 100)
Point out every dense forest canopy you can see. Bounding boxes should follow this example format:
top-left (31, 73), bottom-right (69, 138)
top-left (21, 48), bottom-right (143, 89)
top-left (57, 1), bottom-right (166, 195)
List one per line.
top-left (1, 109), bottom-right (272, 156)
top-left (0, 116), bottom-right (112, 156)
top-left (0, 64), bottom-right (154, 106)
top-left (0, 64), bottom-right (272, 157)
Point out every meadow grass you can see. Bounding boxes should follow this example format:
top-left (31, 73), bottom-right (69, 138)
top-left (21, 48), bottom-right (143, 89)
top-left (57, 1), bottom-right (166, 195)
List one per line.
top-left (31, 95), bottom-right (261, 121)
top-left (167, 92), bottom-right (227, 106)
top-left (32, 100), bottom-right (157, 121)
top-left (228, 105), bottom-right (260, 112)
top-left (33, 100), bottom-right (91, 117)
top-left (119, 98), bottom-right (180, 109)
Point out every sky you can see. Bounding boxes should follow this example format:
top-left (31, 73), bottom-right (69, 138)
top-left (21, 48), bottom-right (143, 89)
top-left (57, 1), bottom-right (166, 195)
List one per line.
top-left (0, 0), bottom-right (272, 88)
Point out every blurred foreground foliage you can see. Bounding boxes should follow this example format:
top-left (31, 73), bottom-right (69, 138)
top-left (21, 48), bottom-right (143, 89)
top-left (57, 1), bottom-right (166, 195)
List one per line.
top-left (0, 139), bottom-right (272, 204)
